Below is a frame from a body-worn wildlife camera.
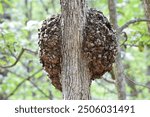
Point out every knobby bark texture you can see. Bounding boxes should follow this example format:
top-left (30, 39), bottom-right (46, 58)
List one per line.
top-left (108, 0), bottom-right (126, 100)
top-left (143, 0), bottom-right (150, 76)
top-left (60, 0), bottom-right (91, 99)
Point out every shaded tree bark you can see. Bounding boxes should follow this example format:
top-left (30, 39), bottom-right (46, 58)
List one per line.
top-left (143, 0), bottom-right (150, 32)
top-left (143, 0), bottom-right (150, 76)
top-left (108, 0), bottom-right (126, 100)
top-left (60, 0), bottom-right (91, 100)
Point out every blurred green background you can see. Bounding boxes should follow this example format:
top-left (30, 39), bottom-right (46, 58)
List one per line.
top-left (0, 0), bottom-right (150, 99)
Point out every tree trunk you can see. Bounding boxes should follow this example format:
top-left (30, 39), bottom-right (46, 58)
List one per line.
top-left (108, 0), bottom-right (126, 100)
top-left (143, 0), bottom-right (150, 76)
top-left (60, 0), bottom-right (91, 100)
top-left (143, 0), bottom-right (150, 32)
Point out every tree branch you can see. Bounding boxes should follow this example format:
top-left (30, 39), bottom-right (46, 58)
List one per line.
top-left (6, 69), bottom-right (49, 99)
top-left (0, 48), bottom-right (37, 68)
top-left (24, 48), bottom-right (38, 55)
top-left (29, 80), bottom-right (50, 99)
top-left (118, 18), bottom-right (150, 34)
top-left (0, 48), bottom-right (25, 68)
top-left (126, 76), bottom-right (150, 89)
top-left (6, 68), bottom-right (42, 98)
top-left (108, 0), bottom-right (126, 100)
top-left (102, 77), bottom-right (115, 84)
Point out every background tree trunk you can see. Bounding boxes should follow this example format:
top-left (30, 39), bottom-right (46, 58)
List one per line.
top-left (143, 0), bottom-right (150, 76)
top-left (143, 0), bottom-right (150, 32)
top-left (60, 0), bottom-right (91, 100)
top-left (108, 0), bottom-right (126, 100)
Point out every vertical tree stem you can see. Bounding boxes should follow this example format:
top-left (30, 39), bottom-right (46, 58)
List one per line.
top-left (108, 0), bottom-right (126, 100)
top-left (60, 0), bottom-right (91, 100)
top-left (143, 0), bottom-right (150, 76)
top-left (143, 0), bottom-right (150, 32)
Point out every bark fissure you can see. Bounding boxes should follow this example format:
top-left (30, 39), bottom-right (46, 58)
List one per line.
top-left (61, 0), bottom-right (91, 100)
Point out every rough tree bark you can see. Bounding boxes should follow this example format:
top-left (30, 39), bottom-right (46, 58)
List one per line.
top-left (60, 0), bottom-right (91, 99)
top-left (108, 0), bottom-right (126, 100)
top-left (143, 0), bottom-right (150, 76)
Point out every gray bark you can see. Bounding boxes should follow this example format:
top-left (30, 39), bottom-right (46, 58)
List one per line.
top-left (108, 0), bottom-right (118, 29)
top-left (60, 0), bottom-right (91, 100)
top-left (143, 0), bottom-right (150, 76)
top-left (108, 0), bottom-right (126, 100)
top-left (143, 0), bottom-right (150, 32)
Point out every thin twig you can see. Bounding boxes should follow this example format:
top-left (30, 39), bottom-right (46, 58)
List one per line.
top-left (29, 80), bottom-right (50, 99)
top-left (0, 48), bottom-right (25, 68)
top-left (123, 44), bottom-right (139, 47)
top-left (102, 77), bottom-right (115, 84)
top-left (0, 48), bottom-right (38, 68)
top-left (24, 48), bottom-right (38, 55)
top-left (6, 69), bottom-right (49, 99)
top-left (118, 18), bottom-right (150, 34)
top-left (6, 68), bottom-right (42, 98)
top-left (120, 32), bottom-right (128, 46)
top-left (126, 76), bottom-right (150, 89)
top-left (48, 88), bottom-right (54, 100)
